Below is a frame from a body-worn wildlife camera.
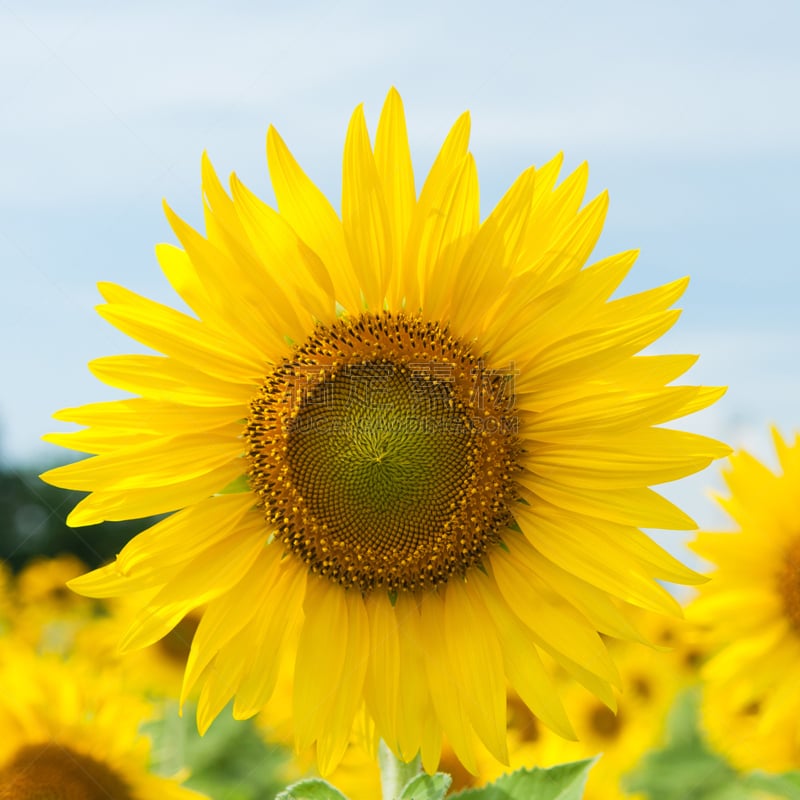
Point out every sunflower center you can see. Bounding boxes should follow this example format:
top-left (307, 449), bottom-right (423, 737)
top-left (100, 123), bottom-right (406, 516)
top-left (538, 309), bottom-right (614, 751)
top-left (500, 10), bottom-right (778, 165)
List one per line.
top-left (0, 744), bottom-right (134, 800)
top-left (588, 705), bottom-right (623, 740)
top-left (246, 312), bottom-right (518, 593)
top-left (778, 536), bottom-right (800, 632)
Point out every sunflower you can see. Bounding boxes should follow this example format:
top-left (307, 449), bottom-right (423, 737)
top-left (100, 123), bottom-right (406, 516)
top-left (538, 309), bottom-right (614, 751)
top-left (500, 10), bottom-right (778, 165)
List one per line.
top-left (42, 88), bottom-right (728, 774)
top-left (0, 639), bottom-right (205, 799)
top-left (11, 554), bottom-right (96, 655)
top-left (690, 430), bottom-right (800, 771)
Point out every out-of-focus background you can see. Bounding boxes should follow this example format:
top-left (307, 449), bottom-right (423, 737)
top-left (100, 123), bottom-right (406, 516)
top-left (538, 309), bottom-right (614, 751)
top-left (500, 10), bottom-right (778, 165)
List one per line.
top-left (1, 0), bottom-right (799, 568)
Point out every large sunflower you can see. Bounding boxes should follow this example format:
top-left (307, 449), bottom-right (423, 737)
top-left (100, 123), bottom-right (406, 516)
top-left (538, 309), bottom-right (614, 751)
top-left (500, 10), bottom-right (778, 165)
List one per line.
top-left (42, 88), bottom-right (728, 774)
top-left (690, 430), bottom-right (800, 771)
top-left (0, 640), bottom-right (205, 799)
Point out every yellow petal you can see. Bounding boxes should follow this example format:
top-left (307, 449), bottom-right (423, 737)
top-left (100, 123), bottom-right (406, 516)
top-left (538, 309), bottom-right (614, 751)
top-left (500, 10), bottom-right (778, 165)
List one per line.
top-left (514, 505), bottom-right (684, 613)
top-left (182, 544), bottom-right (283, 705)
top-left (342, 104), bottom-right (392, 311)
top-left (267, 126), bottom-right (360, 314)
top-left (119, 516), bottom-right (265, 651)
top-left (88, 354), bottom-right (256, 406)
top-left (374, 87), bottom-right (416, 309)
top-left (417, 154), bottom-right (479, 320)
top-left (230, 173), bottom-right (336, 328)
top-left (403, 110), bottom-right (471, 311)
top-left (96, 282), bottom-right (264, 383)
top-left (317, 590), bottom-right (370, 775)
top-left (233, 557), bottom-right (307, 718)
top-left (63, 460), bottom-right (243, 525)
top-left (419, 590), bottom-right (477, 773)
top-left (363, 591), bottom-right (400, 745)
top-left (450, 167), bottom-right (536, 340)
top-left (393, 593), bottom-right (430, 762)
top-left (41, 430), bottom-right (243, 492)
top-left (445, 579), bottom-right (508, 762)
top-left (490, 540), bottom-right (619, 685)
top-left (52, 398), bottom-right (243, 436)
top-left (473, 568), bottom-right (575, 739)
top-left (293, 577), bottom-right (348, 751)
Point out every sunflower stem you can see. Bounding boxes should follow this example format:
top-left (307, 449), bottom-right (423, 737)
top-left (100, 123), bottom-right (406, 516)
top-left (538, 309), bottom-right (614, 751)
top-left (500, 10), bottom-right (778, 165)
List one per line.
top-left (379, 739), bottom-right (421, 800)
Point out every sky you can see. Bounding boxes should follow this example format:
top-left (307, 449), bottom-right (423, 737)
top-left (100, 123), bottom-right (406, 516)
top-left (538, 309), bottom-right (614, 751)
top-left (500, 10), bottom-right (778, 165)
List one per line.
top-left (1, 0), bottom-right (799, 536)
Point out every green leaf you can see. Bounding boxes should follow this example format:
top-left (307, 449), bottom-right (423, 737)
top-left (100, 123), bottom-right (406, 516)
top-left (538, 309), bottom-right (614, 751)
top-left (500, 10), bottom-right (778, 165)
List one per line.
top-left (742, 770), bottom-right (800, 800)
top-left (275, 778), bottom-right (350, 800)
top-left (623, 688), bottom-right (800, 800)
top-left (450, 758), bottom-right (596, 800)
top-left (144, 702), bottom-right (290, 800)
top-left (399, 772), bottom-right (452, 800)
top-left (219, 473), bottom-right (251, 494)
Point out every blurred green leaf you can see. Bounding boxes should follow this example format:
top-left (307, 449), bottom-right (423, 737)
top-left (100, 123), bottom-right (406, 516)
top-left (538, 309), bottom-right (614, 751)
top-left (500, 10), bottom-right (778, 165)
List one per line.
top-left (398, 772), bottom-right (451, 799)
top-left (625, 689), bottom-right (737, 800)
top-left (146, 702), bottom-right (290, 800)
top-left (275, 778), bottom-right (349, 799)
top-left (625, 688), bottom-right (798, 800)
top-left (742, 770), bottom-right (800, 799)
top-left (450, 758), bottom-right (596, 799)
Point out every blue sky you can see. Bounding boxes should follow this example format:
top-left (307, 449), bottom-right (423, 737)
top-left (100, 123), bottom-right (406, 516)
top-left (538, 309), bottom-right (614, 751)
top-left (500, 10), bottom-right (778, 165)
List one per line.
top-left (1, 0), bottom-right (799, 535)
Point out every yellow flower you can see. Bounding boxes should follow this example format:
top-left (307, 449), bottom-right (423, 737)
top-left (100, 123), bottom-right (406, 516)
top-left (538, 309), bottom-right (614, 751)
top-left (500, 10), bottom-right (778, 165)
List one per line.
top-left (10, 555), bottom-right (96, 655)
top-left (690, 430), bottom-right (800, 771)
top-left (42, 88), bottom-right (728, 774)
top-left (15, 554), bottom-right (87, 606)
top-left (0, 640), bottom-right (205, 799)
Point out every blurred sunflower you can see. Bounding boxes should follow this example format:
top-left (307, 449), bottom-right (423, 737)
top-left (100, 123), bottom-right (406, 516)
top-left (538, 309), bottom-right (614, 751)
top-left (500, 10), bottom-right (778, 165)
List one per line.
top-left (0, 640), bottom-right (205, 799)
top-left (42, 88), bottom-right (727, 773)
top-left (11, 554), bottom-right (96, 655)
top-left (690, 430), bottom-right (800, 771)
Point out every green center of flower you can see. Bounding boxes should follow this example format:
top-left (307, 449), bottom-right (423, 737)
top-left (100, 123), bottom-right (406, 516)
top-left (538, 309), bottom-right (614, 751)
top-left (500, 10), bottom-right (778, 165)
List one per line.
top-left (246, 312), bottom-right (518, 592)
top-left (0, 744), bottom-right (134, 800)
top-left (778, 536), bottom-right (800, 632)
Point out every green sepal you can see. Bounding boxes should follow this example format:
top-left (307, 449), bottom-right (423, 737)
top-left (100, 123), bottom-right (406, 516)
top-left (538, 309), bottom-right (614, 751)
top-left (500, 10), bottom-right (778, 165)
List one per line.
top-left (398, 772), bottom-right (452, 800)
top-left (275, 778), bottom-right (350, 800)
top-left (144, 701), bottom-right (290, 799)
top-left (450, 757), bottom-right (597, 799)
top-left (218, 473), bottom-right (251, 494)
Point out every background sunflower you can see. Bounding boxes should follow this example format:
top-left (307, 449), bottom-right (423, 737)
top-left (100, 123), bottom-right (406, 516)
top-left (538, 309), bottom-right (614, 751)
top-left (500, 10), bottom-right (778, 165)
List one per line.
top-left (690, 431), bottom-right (800, 772)
top-left (0, 639), bottom-right (206, 800)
